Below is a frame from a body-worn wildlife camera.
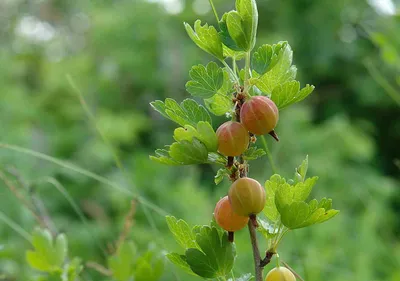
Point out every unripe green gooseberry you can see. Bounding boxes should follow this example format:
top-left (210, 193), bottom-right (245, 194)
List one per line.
top-left (214, 196), bottom-right (249, 232)
top-left (240, 96), bottom-right (279, 135)
top-left (216, 121), bottom-right (249, 157)
top-left (228, 177), bottom-right (266, 216)
top-left (265, 267), bottom-right (296, 281)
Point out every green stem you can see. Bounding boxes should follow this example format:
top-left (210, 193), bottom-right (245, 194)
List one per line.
top-left (222, 60), bottom-right (240, 84)
top-left (260, 135), bottom-right (277, 174)
top-left (230, 270), bottom-right (236, 281)
top-left (232, 58), bottom-right (237, 77)
top-left (364, 59), bottom-right (400, 107)
top-left (244, 52), bottom-right (251, 91)
top-left (275, 253), bottom-right (280, 268)
top-left (208, 0), bottom-right (220, 22)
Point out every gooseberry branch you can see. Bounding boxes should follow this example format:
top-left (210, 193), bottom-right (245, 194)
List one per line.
top-left (231, 66), bottom-right (275, 281)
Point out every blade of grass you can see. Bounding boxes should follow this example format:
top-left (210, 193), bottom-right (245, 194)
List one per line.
top-left (67, 75), bottom-right (181, 281)
top-left (35, 176), bottom-right (108, 256)
top-left (0, 143), bottom-right (168, 217)
top-left (0, 211), bottom-right (31, 243)
top-left (66, 74), bottom-right (125, 172)
top-left (364, 58), bottom-right (400, 107)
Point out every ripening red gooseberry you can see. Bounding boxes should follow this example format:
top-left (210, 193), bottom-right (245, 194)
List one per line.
top-left (214, 196), bottom-right (249, 232)
top-left (240, 96), bottom-right (279, 136)
top-left (228, 177), bottom-right (266, 216)
top-left (216, 121), bottom-right (249, 157)
top-left (265, 266), bottom-right (296, 281)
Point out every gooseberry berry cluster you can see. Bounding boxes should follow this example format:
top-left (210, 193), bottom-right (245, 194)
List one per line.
top-left (216, 96), bottom-right (279, 159)
top-left (214, 96), bottom-right (277, 237)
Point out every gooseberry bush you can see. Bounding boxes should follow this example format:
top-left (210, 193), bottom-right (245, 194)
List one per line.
top-left (150, 0), bottom-right (339, 280)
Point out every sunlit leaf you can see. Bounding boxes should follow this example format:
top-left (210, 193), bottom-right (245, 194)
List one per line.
top-left (185, 226), bottom-right (236, 278)
top-left (186, 62), bottom-right (224, 99)
top-left (184, 20), bottom-right (224, 60)
top-left (166, 216), bottom-right (198, 249)
top-left (150, 98), bottom-right (212, 127)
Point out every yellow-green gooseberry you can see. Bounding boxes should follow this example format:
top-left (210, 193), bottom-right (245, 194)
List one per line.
top-left (228, 177), bottom-right (266, 216)
top-left (265, 266), bottom-right (296, 281)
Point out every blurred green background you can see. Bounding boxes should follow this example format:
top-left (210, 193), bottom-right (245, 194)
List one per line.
top-left (1, 0), bottom-right (400, 280)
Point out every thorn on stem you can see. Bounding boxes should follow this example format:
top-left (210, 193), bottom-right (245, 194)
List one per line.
top-left (227, 156), bottom-right (234, 168)
top-left (269, 130), bottom-right (279, 142)
top-left (228, 231), bottom-right (234, 243)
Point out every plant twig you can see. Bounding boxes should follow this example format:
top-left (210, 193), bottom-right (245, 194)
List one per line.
top-left (29, 187), bottom-right (58, 236)
top-left (247, 216), bottom-right (263, 281)
top-left (115, 200), bottom-right (137, 253)
top-left (260, 250), bottom-right (275, 267)
top-left (86, 261), bottom-right (112, 276)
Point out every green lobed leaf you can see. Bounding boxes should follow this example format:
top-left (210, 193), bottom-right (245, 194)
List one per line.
top-left (150, 98), bottom-right (212, 127)
top-left (166, 216), bottom-right (198, 249)
top-left (264, 174), bottom-right (318, 222)
top-left (184, 20), bottom-right (224, 60)
top-left (263, 174), bottom-right (288, 222)
top-left (226, 11), bottom-right (249, 51)
top-left (150, 149), bottom-right (181, 166)
top-left (270, 81), bottom-right (315, 109)
top-left (278, 199), bottom-right (339, 229)
top-left (169, 138), bottom-right (208, 164)
top-left (108, 241), bottom-right (136, 281)
top-left (134, 251), bottom-right (165, 281)
top-left (235, 0), bottom-right (258, 51)
top-left (26, 251), bottom-right (53, 272)
top-left (54, 234), bottom-right (67, 268)
top-left (204, 70), bottom-right (234, 116)
top-left (251, 42), bottom-right (297, 94)
top-left (166, 253), bottom-right (197, 276)
top-left (185, 62), bottom-right (224, 99)
top-left (64, 257), bottom-right (83, 281)
top-left (293, 155), bottom-right (309, 184)
top-left (151, 141), bottom-right (225, 166)
top-left (275, 176), bottom-right (319, 210)
top-left (252, 42), bottom-right (287, 75)
top-left (185, 226), bottom-right (236, 278)
top-left (214, 168), bottom-right (230, 185)
top-left (205, 93), bottom-right (233, 116)
top-left (242, 147), bottom-right (266, 160)
top-left (26, 228), bottom-right (68, 273)
top-left (219, 13), bottom-right (242, 51)
top-left (173, 121), bottom-right (218, 152)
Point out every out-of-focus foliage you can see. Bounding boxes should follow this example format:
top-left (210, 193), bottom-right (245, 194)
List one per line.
top-left (0, 0), bottom-right (399, 281)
